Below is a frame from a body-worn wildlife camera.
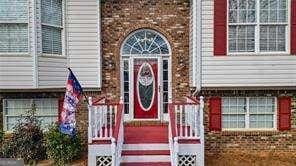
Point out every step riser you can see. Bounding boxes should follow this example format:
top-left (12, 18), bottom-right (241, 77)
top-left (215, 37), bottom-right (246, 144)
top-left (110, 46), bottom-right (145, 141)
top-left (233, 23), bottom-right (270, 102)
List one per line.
top-left (123, 144), bottom-right (169, 151)
top-left (121, 155), bottom-right (171, 163)
top-left (120, 163), bottom-right (171, 166)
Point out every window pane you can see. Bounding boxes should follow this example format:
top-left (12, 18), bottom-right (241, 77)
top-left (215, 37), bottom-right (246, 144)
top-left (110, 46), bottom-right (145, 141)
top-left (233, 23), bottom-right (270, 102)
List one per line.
top-left (222, 115), bottom-right (245, 128)
top-left (229, 0), bottom-right (238, 9)
top-left (0, 24), bottom-right (28, 53)
top-left (42, 25), bottom-right (62, 54)
top-left (124, 104), bottom-right (129, 114)
top-left (249, 97), bottom-right (275, 114)
top-left (229, 25), bottom-right (255, 53)
top-left (4, 99), bottom-right (58, 131)
top-left (260, 0), bottom-right (287, 23)
top-left (41, 0), bottom-right (63, 26)
top-left (230, 0), bottom-right (256, 23)
top-left (0, 0), bottom-right (28, 22)
top-left (260, 25), bottom-right (286, 52)
top-left (250, 115), bottom-right (274, 128)
top-left (124, 93), bottom-right (129, 102)
top-left (229, 10), bottom-right (237, 23)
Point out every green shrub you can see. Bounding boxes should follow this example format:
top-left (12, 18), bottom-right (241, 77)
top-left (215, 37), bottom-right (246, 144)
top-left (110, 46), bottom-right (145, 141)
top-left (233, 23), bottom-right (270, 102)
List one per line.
top-left (0, 103), bottom-right (46, 163)
top-left (45, 123), bottom-right (82, 166)
top-left (0, 130), bottom-right (3, 142)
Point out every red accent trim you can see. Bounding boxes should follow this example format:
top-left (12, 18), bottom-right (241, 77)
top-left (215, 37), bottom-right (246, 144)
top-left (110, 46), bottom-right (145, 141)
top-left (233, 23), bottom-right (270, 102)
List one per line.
top-left (291, 0), bottom-right (296, 54)
top-left (93, 102), bottom-right (120, 106)
top-left (214, 0), bottom-right (227, 56)
top-left (178, 139), bottom-right (201, 144)
top-left (91, 96), bottom-right (106, 105)
top-left (113, 104), bottom-right (124, 141)
top-left (58, 97), bottom-right (64, 123)
top-left (89, 140), bottom-right (112, 145)
top-left (134, 60), bottom-right (158, 119)
top-left (171, 101), bottom-right (199, 105)
top-left (122, 150), bottom-right (170, 156)
top-left (186, 96), bottom-right (200, 104)
top-left (278, 96), bottom-right (292, 131)
top-left (209, 97), bottom-right (222, 131)
top-left (169, 104), bottom-right (177, 138)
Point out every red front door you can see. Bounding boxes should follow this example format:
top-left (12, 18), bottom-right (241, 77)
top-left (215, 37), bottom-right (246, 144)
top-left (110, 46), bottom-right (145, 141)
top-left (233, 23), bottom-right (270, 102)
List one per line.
top-left (134, 59), bottom-right (158, 119)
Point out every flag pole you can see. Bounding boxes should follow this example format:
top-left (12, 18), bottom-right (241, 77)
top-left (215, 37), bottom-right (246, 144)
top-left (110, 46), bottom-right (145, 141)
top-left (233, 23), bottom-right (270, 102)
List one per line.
top-left (67, 67), bottom-right (89, 105)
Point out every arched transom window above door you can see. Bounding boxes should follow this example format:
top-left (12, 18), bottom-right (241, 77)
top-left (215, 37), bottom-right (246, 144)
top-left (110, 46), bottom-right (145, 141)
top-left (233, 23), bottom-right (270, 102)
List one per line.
top-left (121, 29), bottom-right (170, 56)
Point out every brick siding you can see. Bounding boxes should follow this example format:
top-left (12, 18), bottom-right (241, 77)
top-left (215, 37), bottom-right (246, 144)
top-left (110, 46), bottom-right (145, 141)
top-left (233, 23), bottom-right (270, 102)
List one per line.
top-left (101, 0), bottom-right (191, 100)
top-left (202, 90), bottom-right (296, 156)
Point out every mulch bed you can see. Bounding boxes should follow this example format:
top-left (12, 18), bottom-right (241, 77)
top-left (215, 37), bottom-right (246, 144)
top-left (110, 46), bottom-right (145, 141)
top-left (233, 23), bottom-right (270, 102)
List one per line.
top-left (206, 151), bottom-right (296, 166)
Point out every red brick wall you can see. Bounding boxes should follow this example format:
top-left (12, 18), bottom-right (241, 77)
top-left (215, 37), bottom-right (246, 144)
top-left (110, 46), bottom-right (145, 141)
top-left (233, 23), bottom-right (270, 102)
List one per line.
top-left (202, 90), bottom-right (296, 156)
top-left (101, 0), bottom-right (191, 100)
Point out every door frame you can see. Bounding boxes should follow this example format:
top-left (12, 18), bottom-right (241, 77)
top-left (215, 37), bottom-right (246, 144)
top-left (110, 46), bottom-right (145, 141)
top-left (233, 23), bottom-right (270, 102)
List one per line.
top-left (121, 55), bottom-right (172, 122)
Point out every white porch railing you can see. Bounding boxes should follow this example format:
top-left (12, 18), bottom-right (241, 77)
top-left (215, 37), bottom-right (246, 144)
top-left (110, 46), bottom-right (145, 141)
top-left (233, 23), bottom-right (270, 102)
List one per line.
top-left (168, 96), bottom-right (204, 166)
top-left (88, 97), bottom-right (124, 166)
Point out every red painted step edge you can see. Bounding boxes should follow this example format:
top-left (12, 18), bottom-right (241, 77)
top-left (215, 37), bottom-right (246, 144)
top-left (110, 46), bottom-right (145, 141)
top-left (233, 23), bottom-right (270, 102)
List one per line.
top-left (122, 150), bottom-right (170, 156)
top-left (120, 162), bottom-right (171, 166)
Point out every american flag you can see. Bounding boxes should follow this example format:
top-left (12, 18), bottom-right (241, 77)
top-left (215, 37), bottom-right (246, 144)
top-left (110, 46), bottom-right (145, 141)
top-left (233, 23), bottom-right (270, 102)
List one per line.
top-left (60, 68), bottom-right (83, 135)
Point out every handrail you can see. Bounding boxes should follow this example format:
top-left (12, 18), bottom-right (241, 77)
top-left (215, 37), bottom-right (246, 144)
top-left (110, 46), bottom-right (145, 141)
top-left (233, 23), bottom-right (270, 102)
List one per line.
top-left (169, 104), bottom-right (177, 138)
top-left (168, 96), bottom-right (204, 166)
top-left (113, 103), bottom-right (123, 141)
top-left (88, 97), bottom-right (124, 166)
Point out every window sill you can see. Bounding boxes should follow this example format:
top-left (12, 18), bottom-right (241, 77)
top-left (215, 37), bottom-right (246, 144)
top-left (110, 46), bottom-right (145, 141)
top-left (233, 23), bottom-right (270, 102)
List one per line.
top-left (40, 54), bottom-right (66, 59)
top-left (219, 129), bottom-right (279, 136)
top-left (0, 53), bottom-right (30, 57)
top-left (227, 52), bottom-right (291, 56)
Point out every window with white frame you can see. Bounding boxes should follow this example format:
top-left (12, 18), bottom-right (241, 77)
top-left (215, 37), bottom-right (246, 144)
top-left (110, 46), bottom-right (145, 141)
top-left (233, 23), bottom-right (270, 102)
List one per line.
top-left (222, 97), bottom-right (276, 129)
top-left (41, 0), bottom-right (63, 55)
top-left (0, 0), bottom-right (28, 53)
top-left (228, 0), bottom-right (288, 53)
top-left (3, 99), bottom-right (59, 131)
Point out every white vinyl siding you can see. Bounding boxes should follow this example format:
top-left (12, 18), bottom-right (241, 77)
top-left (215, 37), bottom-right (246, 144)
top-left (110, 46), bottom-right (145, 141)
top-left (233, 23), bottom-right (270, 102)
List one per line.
top-left (222, 97), bottom-right (276, 130)
top-left (41, 0), bottom-right (63, 55)
top-left (67, 0), bottom-right (101, 88)
top-left (0, 0), bottom-right (101, 89)
top-left (0, 0), bottom-right (28, 53)
top-left (201, 0), bottom-right (296, 87)
top-left (3, 98), bottom-right (58, 131)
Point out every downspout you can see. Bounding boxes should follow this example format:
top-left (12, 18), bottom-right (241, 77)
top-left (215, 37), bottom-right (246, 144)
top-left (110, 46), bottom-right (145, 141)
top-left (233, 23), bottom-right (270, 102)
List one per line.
top-left (191, 0), bottom-right (202, 97)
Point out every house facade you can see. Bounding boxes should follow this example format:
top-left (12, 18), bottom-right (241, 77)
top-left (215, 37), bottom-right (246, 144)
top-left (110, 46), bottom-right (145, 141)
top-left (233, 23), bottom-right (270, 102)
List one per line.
top-left (0, 0), bottom-right (295, 165)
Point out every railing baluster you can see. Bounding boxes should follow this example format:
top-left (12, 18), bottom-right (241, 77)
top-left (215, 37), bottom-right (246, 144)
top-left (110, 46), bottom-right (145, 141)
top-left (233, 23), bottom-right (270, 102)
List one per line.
top-left (174, 105), bottom-right (178, 137)
top-left (190, 105), bottom-right (193, 137)
top-left (180, 105), bottom-right (183, 137)
top-left (104, 105), bottom-right (108, 138)
top-left (195, 105), bottom-right (199, 137)
top-left (99, 106), bottom-right (103, 138)
top-left (184, 105), bottom-right (188, 137)
top-left (94, 107), bottom-right (98, 138)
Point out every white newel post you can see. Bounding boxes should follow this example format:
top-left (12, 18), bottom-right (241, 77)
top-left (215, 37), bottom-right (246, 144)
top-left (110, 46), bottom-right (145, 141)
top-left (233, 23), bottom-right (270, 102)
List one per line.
top-left (111, 137), bottom-right (116, 166)
top-left (173, 137), bottom-right (179, 166)
top-left (198, 96), bottom-right (204, 166)
top-left (88, 97), bottom-right (93, 144)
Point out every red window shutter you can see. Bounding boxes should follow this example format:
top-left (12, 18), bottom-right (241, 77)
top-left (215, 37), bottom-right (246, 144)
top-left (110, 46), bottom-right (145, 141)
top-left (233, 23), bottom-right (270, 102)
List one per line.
top-left (291, 0), bottom-right (296, 54)
top-left (58, 97), bottom-right (64, 123)
top-left (278, 96), bottom-right (291, 131)
top-left (214, 0), bottom-right (227, 56)
top-left (209, 97), bottom-right (222, 131)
